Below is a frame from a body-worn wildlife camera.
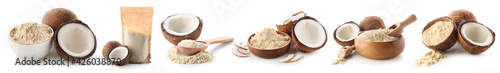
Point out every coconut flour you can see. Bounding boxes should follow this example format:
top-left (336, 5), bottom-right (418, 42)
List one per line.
top-left (422, 21), bottom-right (453, 45)
top-left (10, 22), bottom-right (52, 44)
top-left (332, 47), bottom-right (349, 65)
top-left (415, 51), bottom-right (447, 67)
top-left (178, 40), bottom-right (206, 48)
top-left (168, 47), bottom-right (214, 64)
top-left (332, 58), bottom-right (347, 65)
top-left (359, 29), bottom-right (397, 42)
top-left (250, 28), bottom-right (290, 49)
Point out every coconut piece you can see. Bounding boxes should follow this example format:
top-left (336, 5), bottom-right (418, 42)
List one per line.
top-left (279, 54), bottom-right (295, 63)
top-left (422, 17), bottom-right (457, 51)
top-left (161, 14), bottom-right (203, 45)
top-left (458, 21), bottom-right (495, 54)
top-left (232, 47), bottom-right (249, 57)
top-left (42, 8), bottom-right (78, 31)
top-left (449, 9), bottom-right (477, 26)
top-left (287, 54), bottom-right (303, 63)
top-left (54, 20), bottom-right (96, 60)
top-left (359, 16), bottom-right (385, 31)
top-left (233, 39), bottom-right (248, 50)
top-left (280, 54), bottom-right (303, 63)
top-left (276, 11), bottom-right (306, 35)
top-left (334, 21), bottom-right (360, 46)
top-left (291, 16), bottom-right (327, 52)
top-left (237, 47), bottom-right (249, 55)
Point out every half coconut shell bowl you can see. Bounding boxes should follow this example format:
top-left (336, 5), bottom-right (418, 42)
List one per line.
top-left (161, 14), bottom-right (203, 45)
top-left (247, 31), bottom-right (291, 58)
top-left (422, 16), bottom-right (457, 51)
top-left (354, 32), bottom-right (405, 60)
top-left (458, 21), bottom-right (495, 54)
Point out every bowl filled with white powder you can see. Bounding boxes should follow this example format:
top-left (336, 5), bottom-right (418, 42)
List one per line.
top-left (9, 22), bottom-right (54, 60)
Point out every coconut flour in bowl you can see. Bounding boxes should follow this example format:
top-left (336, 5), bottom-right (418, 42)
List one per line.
top-left (249, 28), bottom-right (290, 49)
top-left (359, 29), bottom-right (397, 42)
top-left (10, 22), bottom-right (53, 44)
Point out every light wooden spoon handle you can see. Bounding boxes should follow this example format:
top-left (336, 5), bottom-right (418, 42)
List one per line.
top-left (202, 36), bottom-right (234, 44)
top-left (388, 14), bottom-right (417, 37)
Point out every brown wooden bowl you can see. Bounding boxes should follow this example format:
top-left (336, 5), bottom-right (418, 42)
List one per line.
top-left (422, 16), bottom-right (457, 51)
top-left (247, 31), bottom-right (291, 58)
top-left (354, 32), bottom-right (405, 60)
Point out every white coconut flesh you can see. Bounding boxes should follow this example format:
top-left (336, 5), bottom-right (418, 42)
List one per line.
top-left (336, 23), bottom-right (360, 41)
top-left (164, 14), bottom-right (199, 35)
top-left (461, 23), bottom-right (493, 46)
top-left (278, 13), bottom-right (305, 25)
top-left (294, 19), bottom-right (326, 47)
top-left (109, 46), bottom-right (128, 60)
top-left (57, 23), bottom-right (95, 57)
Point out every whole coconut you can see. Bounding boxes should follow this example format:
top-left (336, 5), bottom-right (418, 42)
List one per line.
top-left (359, 16), bottom-right (385, 31)
top-left (449, 9), bottom-right (476, 26)
top-left (42, 8), bottom-right (78, 30)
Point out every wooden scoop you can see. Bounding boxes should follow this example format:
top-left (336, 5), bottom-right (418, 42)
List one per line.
top-left (388, 14), bottom-right (417, 37)
top-left (178, 36), bottom-right (234, 55)
top-left (338, 45), bottom-right (355, 58)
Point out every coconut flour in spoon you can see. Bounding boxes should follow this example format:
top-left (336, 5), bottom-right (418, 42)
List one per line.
top-left (168, 47), bottom-right (214, 64)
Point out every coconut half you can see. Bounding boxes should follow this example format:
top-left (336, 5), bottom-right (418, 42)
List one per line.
top-left (458, 21), bottom-right (495, 54)
top-left (161, 14), bottom-right (203, 45)
top-left (359, 16), bottom-right (385, 31)
top-left (54, 20), bottom-right (96, 60)
top-left (334, 21), bottom-right (360, 46)
top-left (422, 17), bottom-right (457, 51)
top-left (108, 46), bottom-right (130, 66)
top-left (291, 16), bottom-right (327, 52)
top-left (276, 11), bottom-right (306, 35)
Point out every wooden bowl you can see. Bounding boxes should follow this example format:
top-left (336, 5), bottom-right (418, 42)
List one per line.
top-left (354, 32), bottom-right (405, 60)
top-left (247, 31), bottom-right (291, 58)
top-left (422, 16), bottom-right (457, 51)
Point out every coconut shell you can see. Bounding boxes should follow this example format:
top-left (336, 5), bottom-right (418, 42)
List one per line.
top-left (458, 21), bottom-right (495, 54)
top-left (276, 11), bottom-right (306, 35)
top-left (247, 31), bottom-right (291, 58)
top-left (333, 21), bottom-right (359, 46)
top-left (54, 20), bottom-right (96, 61)
top-left (359, 16), bottom-right (385, 31)
top-left (449, 9), bottom-right (477, 26)
top-left (422, 16), bottom-right (457, 51)
top-left (102, 41), bottom-right (122, 59)
top-left (42, 8), bottom-right (78, 31)
top-left (161, 14), bottom-right (203, 45)
top-left (291, 16), bottom-right (327, 52)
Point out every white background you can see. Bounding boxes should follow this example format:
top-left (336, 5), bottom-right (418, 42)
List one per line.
top-left (1, 0), bottom-right (499, 73)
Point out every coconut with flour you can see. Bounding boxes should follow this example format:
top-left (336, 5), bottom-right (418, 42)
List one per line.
top-left (422, 21), bottom-right (454, 45)
top-left (250, 28), bottom-right (290, 49)
top-left (178, 39), bottom-right (206, 48)
top-left (168, 47), bottom-right (214, 64)
top-left (10, 22), bottom-right (52, 44)
top-left (359, 29), bottom-right (397, 42)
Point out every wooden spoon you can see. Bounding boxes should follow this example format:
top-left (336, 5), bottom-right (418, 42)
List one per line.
top-left (388, 14), bottom-right (417, 37)
top-left (338, 45), bottom-right (355, 58)
top-left (178, 36), bottom-right (234, 55)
